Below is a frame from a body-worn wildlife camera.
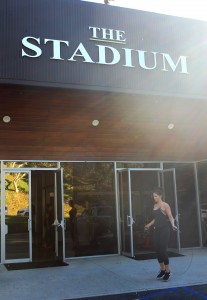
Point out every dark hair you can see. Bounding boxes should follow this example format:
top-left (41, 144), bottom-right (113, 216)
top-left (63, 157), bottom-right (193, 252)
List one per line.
top-left (69, 199), bottom-right (74, 206)
top-left (152, 187), bottom-right (163, 196)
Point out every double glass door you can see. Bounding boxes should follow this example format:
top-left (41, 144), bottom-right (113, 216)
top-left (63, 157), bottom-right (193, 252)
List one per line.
top-left (118, 169), bottom-right (180, 258)
top-left (1, 169), bottom-right (65, 263)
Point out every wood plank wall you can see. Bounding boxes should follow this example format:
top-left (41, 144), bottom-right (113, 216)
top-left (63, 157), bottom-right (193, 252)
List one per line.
top-left (0, 84), bottom-right (207, 161)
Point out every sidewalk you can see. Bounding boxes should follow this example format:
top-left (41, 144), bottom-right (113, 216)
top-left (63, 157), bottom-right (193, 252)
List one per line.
top-left (0, 248), bottom-right (206, 300)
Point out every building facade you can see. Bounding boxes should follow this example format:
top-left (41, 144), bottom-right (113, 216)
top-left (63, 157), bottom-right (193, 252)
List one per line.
top-left (0, 0), bottom-right (207, 264)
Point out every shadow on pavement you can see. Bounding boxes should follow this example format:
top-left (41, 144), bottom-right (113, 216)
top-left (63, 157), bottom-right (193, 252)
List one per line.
top-left (68, 284), bottom-right (207, 300)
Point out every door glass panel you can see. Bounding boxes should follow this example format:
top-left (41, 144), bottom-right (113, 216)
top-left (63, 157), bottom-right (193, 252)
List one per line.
top-left (31, 170), bottom-right (54, 262)
top-left (118, 171), bottom-right (132, 255)
top-left (130, 171), bottom-right (158, 255)
top-left (61, 162), bottom-right (117, 258)
top-left (164, 163), bottom-right (199, 247)
top-left (31, 170), bottom-right (61, 262)
top-left (5, 172), bottom-right (30, 260)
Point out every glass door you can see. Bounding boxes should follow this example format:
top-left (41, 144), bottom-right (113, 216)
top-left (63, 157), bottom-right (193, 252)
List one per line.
top-left (159, 169), bottom-right (181, 251)
top-left (118, 169), bottom-right (134, 257)
top-left (30, 168), bottom-right (65, 263)
top-left (53, 169), bottom-right (65, 261)
top-left (2, 171), bottom-right (32, 263)
top-left (130, 170), bottom-right (158, 256)
top-left (117, 168), bottom-right (180, 258)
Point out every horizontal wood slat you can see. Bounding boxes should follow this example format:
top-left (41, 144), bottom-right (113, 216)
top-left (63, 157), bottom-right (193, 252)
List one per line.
top-left (0, 84), bottom-right (207, 161)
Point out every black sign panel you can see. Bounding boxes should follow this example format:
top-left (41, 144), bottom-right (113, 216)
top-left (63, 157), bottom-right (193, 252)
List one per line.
top-left (0, 0), bottom-right (207, 98)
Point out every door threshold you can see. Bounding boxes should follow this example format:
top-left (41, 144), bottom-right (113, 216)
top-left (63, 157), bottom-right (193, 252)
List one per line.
top-left (4, 260), bottom-right (69, 271)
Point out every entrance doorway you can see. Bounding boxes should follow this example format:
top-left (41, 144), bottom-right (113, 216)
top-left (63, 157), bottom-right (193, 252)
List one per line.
top-left (117, 169), bottom-right (180, 258)
top-left (1, 168), bottom-right (65, 264)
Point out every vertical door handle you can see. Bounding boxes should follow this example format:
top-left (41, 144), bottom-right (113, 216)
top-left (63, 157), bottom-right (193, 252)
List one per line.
top-left (127, 215), bottom-right (135, 226)
top-left (28, 219), bottom-right (31, 231)
top-left (5, 224), bottom-right (8, 235)
top-left (127, 215), bottom-right (131, 226)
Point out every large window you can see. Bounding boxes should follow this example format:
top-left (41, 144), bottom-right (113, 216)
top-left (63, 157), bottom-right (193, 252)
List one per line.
top-left (61, 162), bottom-right (117, 257)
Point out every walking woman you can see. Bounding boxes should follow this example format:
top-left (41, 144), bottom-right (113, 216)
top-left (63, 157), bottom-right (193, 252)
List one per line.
top-left (144, 187), bottom-right (177, 281)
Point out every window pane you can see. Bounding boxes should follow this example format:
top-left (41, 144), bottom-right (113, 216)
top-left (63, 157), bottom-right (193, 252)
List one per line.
top-left (61, 162), bottom-right (117, 257)
top-left (5, 172), bottom-right (30, 259)
top-left (116, 162), bottom-right (160, 169)
top-left (3, 161), bottom-right (57, 168)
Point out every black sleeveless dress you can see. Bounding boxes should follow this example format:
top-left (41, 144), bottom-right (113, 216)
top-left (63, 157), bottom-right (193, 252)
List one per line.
top-left (153, 208), bottom-right (170, 229)
top-left (153, 207), bottom-right (171, 265)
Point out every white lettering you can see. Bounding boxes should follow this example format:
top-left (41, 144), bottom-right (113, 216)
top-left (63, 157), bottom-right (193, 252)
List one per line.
top-left (22, 36), bottom-right (42, 58)
top-left (89, 26), bottom-right (101, 38)
top-left (122, 48), bottom-right (135, 67)
top-left (161, 53), bottom-right (189, 74)
top-left (102, 28), bottom-right (114, 40)
top-left (138, 50), bottom-right (157, 70)
top-left (116, 30), bottom-right (126, 42)
top-left (44, 39), bottom-right (69, 60)
top-left (89, 26), bottom-right (126, 42)
top-left (97, 45), bottom-right (120, 65)
top-left (21, 35), bottom-right (189, 75)
top-left (68, 43), bottom-right (94, 63)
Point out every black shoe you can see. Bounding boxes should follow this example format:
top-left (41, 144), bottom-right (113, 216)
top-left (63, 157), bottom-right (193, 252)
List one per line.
top-left (163, 272), bottom-right (171, 281)
top-left (156, 270), bottom-right (165, 279)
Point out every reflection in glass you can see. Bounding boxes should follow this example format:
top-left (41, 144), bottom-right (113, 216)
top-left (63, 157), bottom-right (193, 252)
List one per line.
top-left (116, 162), bottom-right (161, 169)
top-left (130, 171), bottom-right (158, 255)
top-left (3, 161), bottom-right (57, 168)
top-left (159, 170), bottom-right (178, 249)
top-left (61, 162), bottom-right (117, 257)
top-left (5, 172), bottom-right (30, 260)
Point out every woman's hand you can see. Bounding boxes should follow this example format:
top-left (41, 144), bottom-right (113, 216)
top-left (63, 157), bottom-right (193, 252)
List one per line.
top-left (144, 219), bottom-right (155, 231)
top-left (144, 224), bottom-right (150, 231)
top-left (172, 224), bottom-right (178, 231)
